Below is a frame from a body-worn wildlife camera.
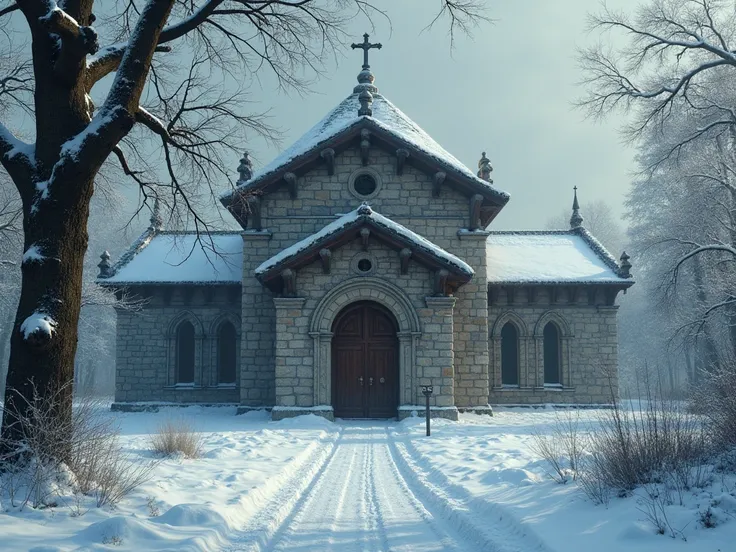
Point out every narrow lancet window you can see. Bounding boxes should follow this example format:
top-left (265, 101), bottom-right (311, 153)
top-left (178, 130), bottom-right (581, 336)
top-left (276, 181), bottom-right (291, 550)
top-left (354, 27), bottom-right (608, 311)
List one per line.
top-left (501, 322), bottom-right (519, 386)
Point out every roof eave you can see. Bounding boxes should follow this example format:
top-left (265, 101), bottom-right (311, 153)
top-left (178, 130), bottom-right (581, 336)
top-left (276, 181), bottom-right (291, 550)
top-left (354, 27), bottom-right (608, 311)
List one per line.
top-left (220, 118), bottom-right (510, 214)
top-left (256, 216), bottom-right (473, 287)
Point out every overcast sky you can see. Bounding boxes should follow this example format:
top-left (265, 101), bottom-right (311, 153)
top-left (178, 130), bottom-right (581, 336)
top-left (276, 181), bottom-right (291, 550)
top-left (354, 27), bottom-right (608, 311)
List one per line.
top-left (228, 0), bottom-right (642, 231)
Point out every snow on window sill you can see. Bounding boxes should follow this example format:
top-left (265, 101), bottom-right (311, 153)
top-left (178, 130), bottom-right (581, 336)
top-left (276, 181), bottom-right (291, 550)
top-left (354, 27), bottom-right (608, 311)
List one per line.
top-left (165, 384), bottom-right (199, 390)
top-left (216, 383), bottom-right (237, 389)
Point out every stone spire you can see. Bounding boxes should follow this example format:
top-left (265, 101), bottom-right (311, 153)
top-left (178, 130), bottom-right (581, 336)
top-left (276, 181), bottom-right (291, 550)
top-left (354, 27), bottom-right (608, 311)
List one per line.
top-left (148, 197), bottom-right (163, 232)
top-left (477, 152), bottom-right (493, 182)
top-left (237, 151), bottom-right (253, 182)
top-left (619, 251), bottom-right (632, 278)
top-left (570, 186), bottom-right (584, 229)
top-left (97, 250), bottom-right (113, 279)
top-left (351, 33), bottom-right (381, 102)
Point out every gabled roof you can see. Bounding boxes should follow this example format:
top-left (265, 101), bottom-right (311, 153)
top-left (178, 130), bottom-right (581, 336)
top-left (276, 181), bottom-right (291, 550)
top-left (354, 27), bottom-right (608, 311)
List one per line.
top-left (486, 228), bottom-right (633, 286)
top-left (220, 93), bottom-right (509, 223)
top-left (256, 204), bottom-right (473, 291)
top-left (99, 232), bottom-right (243, 285)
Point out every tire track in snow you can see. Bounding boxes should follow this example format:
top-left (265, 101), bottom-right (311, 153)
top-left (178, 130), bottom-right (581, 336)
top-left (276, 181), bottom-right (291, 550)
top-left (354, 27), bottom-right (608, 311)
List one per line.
top-left (226, 426), bottom-right (341, 552)
top-left (374, 427), bottom-right (466, 551)
top-left (388, 428), bottom-right (554, 552)
top-left (269, 437), bottom-right (361, 551)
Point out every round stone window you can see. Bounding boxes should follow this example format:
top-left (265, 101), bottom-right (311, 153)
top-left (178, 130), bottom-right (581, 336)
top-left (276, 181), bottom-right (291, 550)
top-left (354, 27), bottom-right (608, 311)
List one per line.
top-left (351, 252), bottom-right (377, 275)
top-left (348, 168), bottom-right (382, 200)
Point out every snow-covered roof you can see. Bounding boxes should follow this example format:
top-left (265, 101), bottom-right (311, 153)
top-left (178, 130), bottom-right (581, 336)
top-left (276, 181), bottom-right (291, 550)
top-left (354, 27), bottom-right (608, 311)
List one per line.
top-left (256, 204), bottom-right (474, 278)
top-left (221, 92), bottom-right (509, 205)
top-left (486, 231), bottom-right (631, 285)
top-left (101, 233), bottom-right (243, 285)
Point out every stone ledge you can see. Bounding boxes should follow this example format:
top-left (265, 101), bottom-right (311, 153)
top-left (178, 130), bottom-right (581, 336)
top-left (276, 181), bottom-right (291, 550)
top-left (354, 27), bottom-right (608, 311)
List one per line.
top-left (457, 229), bottom-right (491, 239)
top-left (236, 406), bottom-right (272, 415)
top-left (491, 403), bottom-right (615, 410)
top-left (425, 296), bottom-right (456, 309)
top-left (111, 402), bottom-right (238, 413)
top-left (397, 405), bottom-right (459, 421)
top-left (457, 405), bottom-right (493, 417)
top-left (273, 297), bottom-right (307, 309)
top-left (271, 406), bottom-right (335, 421)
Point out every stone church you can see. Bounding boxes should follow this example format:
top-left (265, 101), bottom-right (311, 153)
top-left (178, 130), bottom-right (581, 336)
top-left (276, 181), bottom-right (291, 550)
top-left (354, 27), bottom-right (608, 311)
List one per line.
top-left (99, 37), bottom-right (634, 420)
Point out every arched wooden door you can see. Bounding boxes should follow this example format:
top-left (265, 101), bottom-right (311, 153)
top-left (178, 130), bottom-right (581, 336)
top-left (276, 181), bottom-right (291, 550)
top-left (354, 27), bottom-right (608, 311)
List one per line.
top-left (332, 301), bottom-right (399, 418)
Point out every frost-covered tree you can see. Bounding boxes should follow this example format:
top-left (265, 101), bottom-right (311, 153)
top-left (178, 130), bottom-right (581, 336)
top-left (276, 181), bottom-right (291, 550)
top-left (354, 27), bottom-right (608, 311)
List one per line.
top-left (0, 0), bottom-right (488, 458)
top-left (580, 0), bottom-right (736, 386)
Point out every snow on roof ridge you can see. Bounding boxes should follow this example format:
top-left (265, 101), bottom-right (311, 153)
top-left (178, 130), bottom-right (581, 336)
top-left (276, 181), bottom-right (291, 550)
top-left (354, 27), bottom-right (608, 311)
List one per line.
top-left (255, 204), bottom-right (473, 276)
top-left (221, 92), bottom-right (509, 202)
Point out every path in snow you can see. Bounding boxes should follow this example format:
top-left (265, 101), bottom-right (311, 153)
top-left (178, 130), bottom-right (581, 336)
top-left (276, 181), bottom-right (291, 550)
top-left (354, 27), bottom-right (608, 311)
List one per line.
top-left (233, 421), bottom-right (549, 552)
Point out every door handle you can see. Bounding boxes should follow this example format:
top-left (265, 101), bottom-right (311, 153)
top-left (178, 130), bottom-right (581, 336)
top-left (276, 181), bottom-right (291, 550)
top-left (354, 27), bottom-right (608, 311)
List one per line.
top-left (358, 376), bottom-right (363, 386)
top-left (369, 377), bottom-right (374, 386)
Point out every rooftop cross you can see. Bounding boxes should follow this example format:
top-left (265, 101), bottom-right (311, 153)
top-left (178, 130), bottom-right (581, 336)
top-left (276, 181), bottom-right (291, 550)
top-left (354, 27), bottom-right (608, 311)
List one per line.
top-left (351, 33), bottom-right (382, 69)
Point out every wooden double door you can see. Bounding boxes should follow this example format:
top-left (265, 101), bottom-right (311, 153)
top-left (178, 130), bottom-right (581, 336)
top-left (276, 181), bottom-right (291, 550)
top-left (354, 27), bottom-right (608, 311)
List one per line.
top-left (332, 301), bottom-right (399, 419)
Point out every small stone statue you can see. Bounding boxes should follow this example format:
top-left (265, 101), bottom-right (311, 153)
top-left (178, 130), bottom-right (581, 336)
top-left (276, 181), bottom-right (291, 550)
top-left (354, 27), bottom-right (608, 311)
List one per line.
top-left (238, 152), bottom-right (253, 182)
top-left (477, 152), bottom-right (493, 182)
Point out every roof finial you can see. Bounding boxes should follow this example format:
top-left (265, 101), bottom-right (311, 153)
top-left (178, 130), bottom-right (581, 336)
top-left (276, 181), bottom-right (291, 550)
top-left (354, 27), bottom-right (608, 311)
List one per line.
top-left (351, 33), bottom-right (381, 94)
top-left (238, 151), bottom-right (253, 182)
top-left (149, 197), bottom-right (163, 232)
top-left (570, 186), bottom-right (583, 229)
top-left (97, 250), bottom-right (113, 279)
top-left (358, 89), bottom-right (373, 116)
top-left (477, 152), bottom-right (493, 182)
top-left (619, 251), bottom-right (632, 278)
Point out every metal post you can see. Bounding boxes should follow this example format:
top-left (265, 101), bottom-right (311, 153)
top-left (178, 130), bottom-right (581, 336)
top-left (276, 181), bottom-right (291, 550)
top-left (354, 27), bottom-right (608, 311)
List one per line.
top-left (421, 385), bottom-right (433, 436)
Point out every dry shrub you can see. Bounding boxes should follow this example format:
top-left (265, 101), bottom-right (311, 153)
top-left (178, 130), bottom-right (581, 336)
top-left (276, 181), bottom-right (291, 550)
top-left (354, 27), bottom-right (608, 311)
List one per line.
top-left (579, 393), bottom-right (711, 505)
top-left (149, 418), bottom-right (203, 459)
top-left (530, 410), bottom-right (587, 484)
top-left (0, 381), bottom-right (157, 510)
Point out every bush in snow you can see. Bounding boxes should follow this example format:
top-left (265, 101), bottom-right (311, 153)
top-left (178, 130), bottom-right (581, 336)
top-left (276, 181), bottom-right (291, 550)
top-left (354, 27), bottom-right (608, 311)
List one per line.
top-left (579, 393), bottom-right (711, 505)
top-left (149, 418), bottom-right (203, 459)
top-left (0, 382), bottom-right (156, 510)
top-left (529, 409), bottom-right (587, 484)
top-left (691, 364), bottom-right (736, 449)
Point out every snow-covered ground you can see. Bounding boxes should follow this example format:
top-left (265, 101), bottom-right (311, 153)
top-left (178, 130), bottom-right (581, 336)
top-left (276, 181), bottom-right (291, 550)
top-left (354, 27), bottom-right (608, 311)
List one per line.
top-left (1, 406), bottom-right (734, 551)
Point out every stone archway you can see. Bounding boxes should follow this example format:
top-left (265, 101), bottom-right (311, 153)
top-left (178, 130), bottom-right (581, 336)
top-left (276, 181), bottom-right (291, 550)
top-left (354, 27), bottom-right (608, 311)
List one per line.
top-left (309, 277), bottom-right (421, 407)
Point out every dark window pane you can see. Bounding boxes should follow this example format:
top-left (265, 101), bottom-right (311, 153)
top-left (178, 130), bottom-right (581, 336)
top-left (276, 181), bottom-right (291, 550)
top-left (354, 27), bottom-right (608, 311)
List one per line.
top-left (501, 322), bottom-right (519, 385)
top-left (543, 322), bottom-right (561, 384)
top-left (357, 258), bottom-right (372, 272)
top-left (218, 321), bottom-right (237, 384)
top-left (353, 174), bottom-right (377, 196)
top-left (176, 321), bottom-right (195, 384)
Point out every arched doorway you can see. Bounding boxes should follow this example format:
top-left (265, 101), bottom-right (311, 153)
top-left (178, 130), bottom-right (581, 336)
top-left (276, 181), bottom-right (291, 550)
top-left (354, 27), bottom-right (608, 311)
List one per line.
top-left (331, 301), bottom-right (399, 418)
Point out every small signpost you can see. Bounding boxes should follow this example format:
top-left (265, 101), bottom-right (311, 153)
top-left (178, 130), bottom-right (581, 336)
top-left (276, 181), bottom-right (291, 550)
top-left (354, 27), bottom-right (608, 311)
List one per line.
top-left (421, 385), bottom-right (433, 436)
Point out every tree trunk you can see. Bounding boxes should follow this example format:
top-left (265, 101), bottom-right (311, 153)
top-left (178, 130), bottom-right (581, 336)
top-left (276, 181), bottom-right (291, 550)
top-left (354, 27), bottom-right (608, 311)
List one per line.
top-left (1, 171), bottom-right (94, 459)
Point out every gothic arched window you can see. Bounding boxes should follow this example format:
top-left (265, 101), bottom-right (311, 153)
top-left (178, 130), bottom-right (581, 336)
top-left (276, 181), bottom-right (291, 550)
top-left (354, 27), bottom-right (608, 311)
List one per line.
top-left (217, 321), bottom-right (237, 385)
top-left (176, 320), bottom-right (195, 384)
top-left (543, 322), bottom-right (561, 385)
top-left (500, 322), bottom-right (519, 386)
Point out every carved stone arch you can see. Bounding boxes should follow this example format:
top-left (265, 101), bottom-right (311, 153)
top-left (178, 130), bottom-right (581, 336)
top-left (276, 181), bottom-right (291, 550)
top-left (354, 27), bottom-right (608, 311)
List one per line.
top-left (533, 310), bottom-right (572, 337)
top-left (310, 277), bottom-right (421, 334)
top-left (209, 312), bottom-right (241, 387)
top-left (209, 311), bottom-right (241, 337)
top-left (166, 310), bottom-right (205, 338)
top-left (490, 310), bottom-right (529, 338)
top-left (532, 310), bottom-right (573, 388)
top-left (309, 277), bottom-right (422, 407)
top-left (489, 311), bottom-right (530, 389)
top-left (165, 311), bottom-right (205, 386)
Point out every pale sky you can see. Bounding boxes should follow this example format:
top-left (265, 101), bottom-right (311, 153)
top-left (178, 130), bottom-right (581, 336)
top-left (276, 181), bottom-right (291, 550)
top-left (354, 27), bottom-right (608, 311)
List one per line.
top-left (226, 0), bottom-right (641, 230)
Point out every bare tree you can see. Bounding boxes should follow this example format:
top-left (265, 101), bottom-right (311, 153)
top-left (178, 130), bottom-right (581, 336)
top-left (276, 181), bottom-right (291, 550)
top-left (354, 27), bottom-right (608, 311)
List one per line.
top-left (0, 1), bottom-right (488, 460)
top-left (580, 0), bottom-right (736, 369)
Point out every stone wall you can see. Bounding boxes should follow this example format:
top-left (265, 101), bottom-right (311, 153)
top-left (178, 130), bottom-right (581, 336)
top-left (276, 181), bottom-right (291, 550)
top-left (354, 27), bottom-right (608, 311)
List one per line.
top-left (113, 285), bottom-right (241, 405)
top-left (488, 286), bottom-right (620, 405)
top-left (238, 144), bottom-right (489, 413)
